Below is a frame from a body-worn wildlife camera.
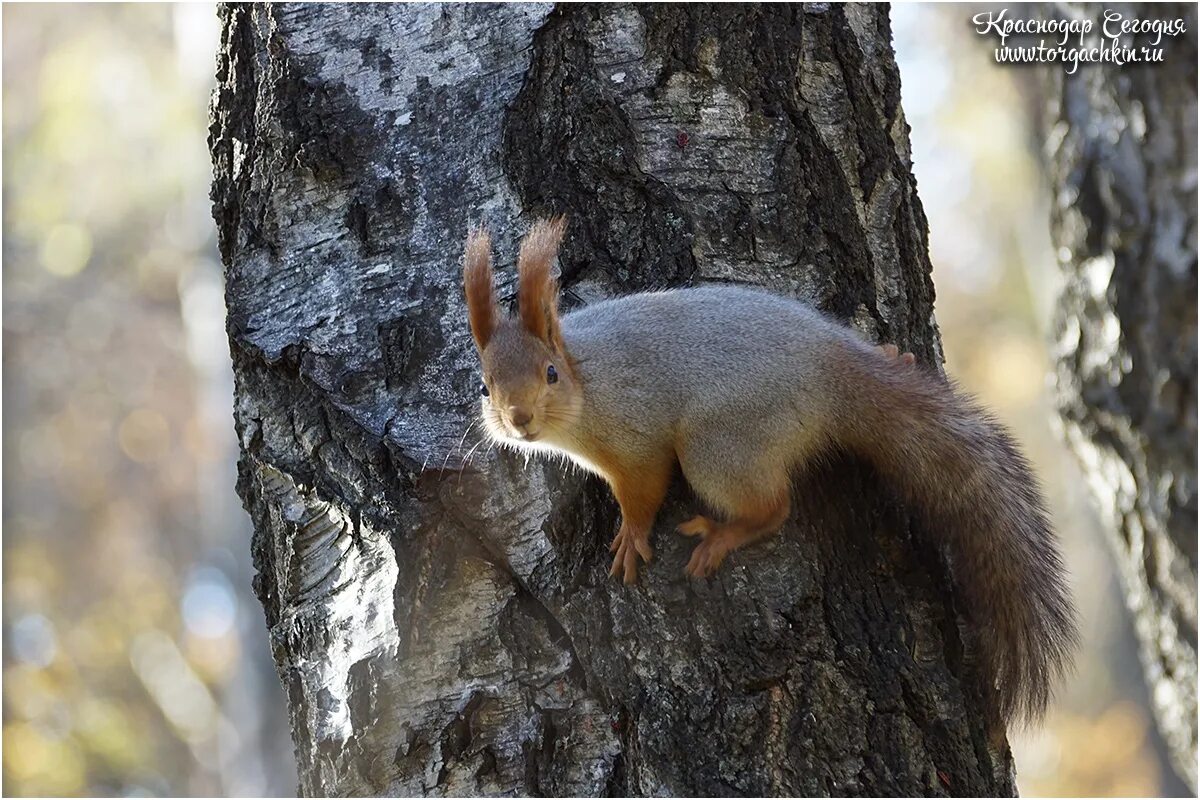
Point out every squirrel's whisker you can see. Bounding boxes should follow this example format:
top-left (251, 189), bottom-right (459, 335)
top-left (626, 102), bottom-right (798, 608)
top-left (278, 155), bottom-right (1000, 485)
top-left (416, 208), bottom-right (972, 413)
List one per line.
top-left (442, 417), bottom-right (481, 474)
top-left (456, 435), bottom-right (489, 486)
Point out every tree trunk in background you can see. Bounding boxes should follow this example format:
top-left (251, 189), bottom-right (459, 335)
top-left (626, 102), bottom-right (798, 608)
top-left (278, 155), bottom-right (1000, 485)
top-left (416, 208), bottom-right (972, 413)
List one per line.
top-left (210, 4), bottom-right (1015, 795)
top-left (1044, 3), bottom-right (1197, 791)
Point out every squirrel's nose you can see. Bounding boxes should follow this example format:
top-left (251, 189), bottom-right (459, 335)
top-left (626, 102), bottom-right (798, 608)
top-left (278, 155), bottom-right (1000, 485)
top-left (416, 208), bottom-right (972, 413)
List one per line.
top-left (509, 407), bottom-right (533, 428)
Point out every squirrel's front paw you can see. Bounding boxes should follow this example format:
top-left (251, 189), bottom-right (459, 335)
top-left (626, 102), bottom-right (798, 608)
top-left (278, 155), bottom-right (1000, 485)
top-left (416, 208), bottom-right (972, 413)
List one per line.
top-left (609, 524), bottom-right (652, 584)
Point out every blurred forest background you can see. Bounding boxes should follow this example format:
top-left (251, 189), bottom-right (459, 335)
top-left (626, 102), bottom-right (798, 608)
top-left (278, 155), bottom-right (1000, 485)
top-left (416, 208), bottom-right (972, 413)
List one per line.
top-left (0, 3), bottom-right (1189, 797)
top-left (3, 4), bottom-right (294, 795)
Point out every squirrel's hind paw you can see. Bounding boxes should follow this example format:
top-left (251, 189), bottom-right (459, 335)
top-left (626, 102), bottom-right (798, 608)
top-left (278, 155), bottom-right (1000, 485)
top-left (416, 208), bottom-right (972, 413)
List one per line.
top-left (685, 533), bottom-right (730, 578)
top-left (676, 515), bottom-right (714, 537)
top-left (678, 515), bottom-right (729, 577)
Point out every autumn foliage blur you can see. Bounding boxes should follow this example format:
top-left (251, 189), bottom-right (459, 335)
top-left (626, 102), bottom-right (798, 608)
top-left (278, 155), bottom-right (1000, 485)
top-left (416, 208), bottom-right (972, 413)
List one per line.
top-left (0, 3), bottom-right (1187, 797)
top-left (3, 4), bottom-right (292, 795)
top-left (893, 5), bottom-right (1187, 796)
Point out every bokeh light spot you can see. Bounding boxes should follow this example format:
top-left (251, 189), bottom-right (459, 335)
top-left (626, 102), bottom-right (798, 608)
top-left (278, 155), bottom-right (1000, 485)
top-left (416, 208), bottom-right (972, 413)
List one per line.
top-left (9, 613), bottom-right (59, 668)
top-left (117, 408), bottom-right (170, 463)
top-left (39, 222), bottom-right (93, 277)
top-left (181, 566), bottom-right (237, 639)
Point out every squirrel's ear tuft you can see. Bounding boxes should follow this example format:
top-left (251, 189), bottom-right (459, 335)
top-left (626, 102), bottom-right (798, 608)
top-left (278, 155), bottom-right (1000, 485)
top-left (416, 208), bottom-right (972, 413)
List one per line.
top-left (463, 227), bottom-right (497, 351)
top-left (517, 216), bottom-right (567, 349)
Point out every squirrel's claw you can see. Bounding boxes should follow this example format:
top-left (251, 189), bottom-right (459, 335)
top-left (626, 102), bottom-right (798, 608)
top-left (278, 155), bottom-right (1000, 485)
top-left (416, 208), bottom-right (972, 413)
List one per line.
top-left (609, 545), bottom-right (638, 583)
top-left (609, 524), bottom-right (651, 584)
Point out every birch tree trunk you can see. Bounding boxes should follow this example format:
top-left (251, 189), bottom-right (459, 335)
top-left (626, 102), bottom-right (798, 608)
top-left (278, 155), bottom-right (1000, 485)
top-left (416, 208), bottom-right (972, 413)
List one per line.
top-left (1044, 3), bottom-right (1198, 790)
top-left (210, 4), bottom-right (1016, 795)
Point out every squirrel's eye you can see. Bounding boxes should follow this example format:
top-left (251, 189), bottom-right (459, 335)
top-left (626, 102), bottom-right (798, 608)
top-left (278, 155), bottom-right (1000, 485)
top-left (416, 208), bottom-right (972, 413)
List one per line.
top-left (479, 382), bottom-right (489, 397)
top-left (546, 365), bottom-right (558, 385)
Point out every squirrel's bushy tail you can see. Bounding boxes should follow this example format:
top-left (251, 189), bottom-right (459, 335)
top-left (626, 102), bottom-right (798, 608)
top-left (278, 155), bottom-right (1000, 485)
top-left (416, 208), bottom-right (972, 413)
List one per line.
top-left (838, 344), bottom-right (1078, 726)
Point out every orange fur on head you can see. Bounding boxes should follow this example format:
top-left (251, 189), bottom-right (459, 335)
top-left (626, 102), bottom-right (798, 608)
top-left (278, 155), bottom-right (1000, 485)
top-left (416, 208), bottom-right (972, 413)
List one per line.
top-left (517, 216), bottom-right (567, 350)
top-left (463, 227), bottom-right (497, 351)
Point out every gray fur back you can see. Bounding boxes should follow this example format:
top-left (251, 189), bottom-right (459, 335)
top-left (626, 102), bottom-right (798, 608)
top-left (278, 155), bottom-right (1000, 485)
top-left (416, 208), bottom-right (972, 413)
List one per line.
top-left (562, 286), bottom-right (860, 450)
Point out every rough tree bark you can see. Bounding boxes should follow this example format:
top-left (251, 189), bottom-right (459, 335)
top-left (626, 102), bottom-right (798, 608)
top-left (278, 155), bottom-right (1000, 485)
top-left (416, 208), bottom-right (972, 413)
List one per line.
top-left (1044, 3), bottom-right (1197, 790)
top-left (210, 4), bottom-right (1017, 795)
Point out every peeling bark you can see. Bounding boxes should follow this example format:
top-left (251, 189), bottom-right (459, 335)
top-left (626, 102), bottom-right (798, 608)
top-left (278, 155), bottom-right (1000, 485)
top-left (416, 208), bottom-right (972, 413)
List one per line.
top-left (210, 4), bottom-right (1016, 795)
top-left (1043, 3), bottom-right (1198, 791)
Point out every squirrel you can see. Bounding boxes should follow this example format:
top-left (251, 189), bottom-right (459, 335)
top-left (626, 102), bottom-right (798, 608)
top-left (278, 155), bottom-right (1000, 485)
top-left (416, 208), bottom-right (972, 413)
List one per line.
top-left (462, 217), bottom-right (1077, 728)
